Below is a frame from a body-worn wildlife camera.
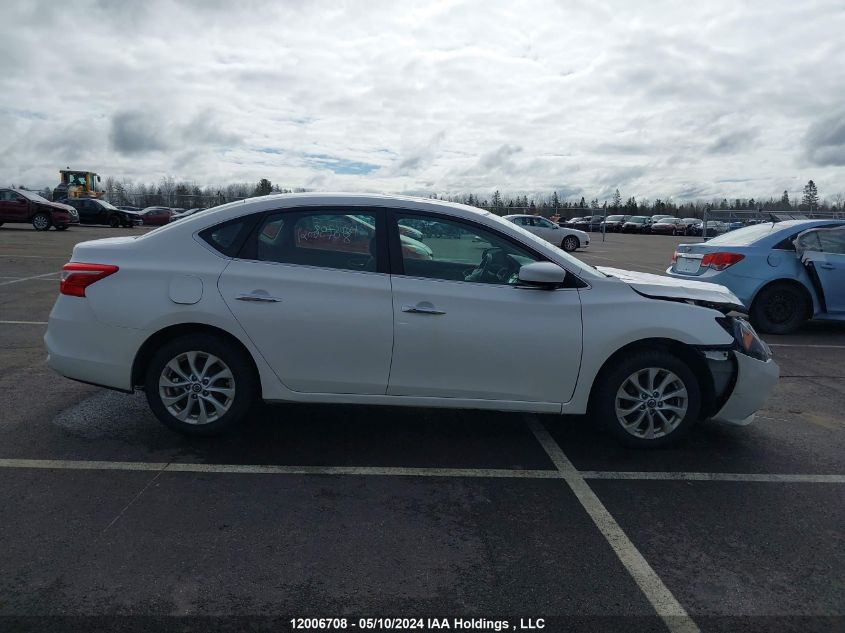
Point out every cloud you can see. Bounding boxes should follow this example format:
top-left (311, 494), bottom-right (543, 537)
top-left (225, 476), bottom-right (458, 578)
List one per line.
top-left (804, 111), bottom-right (845, 166)
top-left (1, 0), bottom-right (844, 201)
top-left (109, 111), bottom-right (171, 155)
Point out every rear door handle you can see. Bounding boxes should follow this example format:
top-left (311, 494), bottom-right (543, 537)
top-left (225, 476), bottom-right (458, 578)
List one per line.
top-left (402, 303), bottom-right (446, 315)
top-left (236, 292), bottom-right (282, 303)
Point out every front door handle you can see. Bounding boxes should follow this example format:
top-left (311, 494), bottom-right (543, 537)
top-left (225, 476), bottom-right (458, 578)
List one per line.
top-left (818, 263), bottom-right (835, 270)
top-left (402, 303), bottom-right (446, 315)
top-left (236, 292), bottom-right (282, 303)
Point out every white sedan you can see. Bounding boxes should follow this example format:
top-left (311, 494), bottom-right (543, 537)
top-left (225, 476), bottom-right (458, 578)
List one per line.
top-left (45, 194), bottom-right (778, 447)
top-left (503, 214), bottom-right (589, 252)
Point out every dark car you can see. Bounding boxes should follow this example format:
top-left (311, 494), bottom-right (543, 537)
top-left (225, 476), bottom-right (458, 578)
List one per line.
top-left (139, 206), bottom-right (173, 226)
top-left (561, 216), bottom-right (584, 227)
top-left (62, 198), bottom-right (142, 227)
top-left (622, 216), bottom-right (653, 233)
top-left (601, 214), bottom-right (630, 232)
top-left (0, 188), bottom-right (79, 231)
top-left (117, 205), bottom-right (142, 214)
top-left (573, 215), bottom-right (605, 231)
top-left (650, 217), bottom-right (686, 235)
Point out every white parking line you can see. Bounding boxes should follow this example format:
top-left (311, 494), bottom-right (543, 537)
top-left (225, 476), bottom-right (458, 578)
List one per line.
top-left (767, 343), bottom-right (845, 350)
top-left (580, 471), bottom-right (845, 483)
top-left (0, 459), bottom-right (559, 479)
top-left (0, 458), bottom-right (842, 484)
top-left (527, 418), bottom-right (700, 633)
top-left (0, 272), bottom-right (58, 286)
top-left (0, 320), bottom-right (48, 325)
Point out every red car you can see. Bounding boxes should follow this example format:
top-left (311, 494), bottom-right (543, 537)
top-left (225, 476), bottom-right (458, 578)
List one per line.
top-left (0, 188), bottom-right (79, 231)
top-left (139, 206), bottom-right (172, 226)
top-left (650, 218), bottom-right (686, 235)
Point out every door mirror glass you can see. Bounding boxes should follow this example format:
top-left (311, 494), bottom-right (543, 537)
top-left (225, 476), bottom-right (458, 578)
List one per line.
top-left (517, 262), bottom-right (567, 288)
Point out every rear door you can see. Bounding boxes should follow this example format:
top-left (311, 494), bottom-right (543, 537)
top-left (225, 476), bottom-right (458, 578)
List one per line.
top-left (218, 207), bottom-right (394, 394)
top-left (2, 191), bottom-right (30, 222)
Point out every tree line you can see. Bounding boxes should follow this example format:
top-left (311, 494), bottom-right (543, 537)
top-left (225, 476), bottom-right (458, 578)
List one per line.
top-left (32, 175), bottom-right (840, 218)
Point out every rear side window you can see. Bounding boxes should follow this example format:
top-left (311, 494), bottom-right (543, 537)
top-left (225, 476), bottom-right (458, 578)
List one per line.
top-left (199, 217), bottom-right (254, 257)
top-left (247, 211), bottom-right (379, 272)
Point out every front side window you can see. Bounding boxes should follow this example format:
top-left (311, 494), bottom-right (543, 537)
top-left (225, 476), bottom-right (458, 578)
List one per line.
top-left (252, 211), bottom-right (378, 272)
top-left (394, 213), bottom-right (539, 285)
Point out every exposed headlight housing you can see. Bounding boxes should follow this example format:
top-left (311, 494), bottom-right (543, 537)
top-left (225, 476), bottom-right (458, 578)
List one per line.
top-left (717, 316), bottom-right (772, 361)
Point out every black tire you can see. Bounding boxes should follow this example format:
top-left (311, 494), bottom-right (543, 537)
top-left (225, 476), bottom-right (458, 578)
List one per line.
top-left (109, 215), bottom-right (120, 228)
top-left (55, 225), bottom-right (68, 231)
top-left (750, 282), bottom-right (809, 334)
top-left (591, 349), bottom-right (701, 448)
top-left (145, 334), bottom-right (258, 436)
top-left (561, 235), bottom-right (579, 252)
top-left (32, 212), bottom-right (51, 231)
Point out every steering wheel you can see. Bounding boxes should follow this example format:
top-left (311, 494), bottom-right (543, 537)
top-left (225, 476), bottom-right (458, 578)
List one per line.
top-left (463, 248), bottom-right (520, 284)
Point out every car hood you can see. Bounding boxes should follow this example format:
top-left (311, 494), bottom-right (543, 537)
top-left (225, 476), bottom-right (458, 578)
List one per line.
top-left (39, 201), bottom-right (75, 213)
top-left (597, 266), bottom-right (745, 313)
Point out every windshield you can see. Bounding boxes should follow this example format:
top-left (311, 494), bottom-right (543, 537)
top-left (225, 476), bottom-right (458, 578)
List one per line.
top-left (606, 215), bottom-right (625, 221)
top-left (629, 216), bottom-right (647, 223)
top-left (486, 213), bottom-right (605, 280)
top-left (15, 189), bottom-right (51, 203)
top-left (98, 200), bottom-right (119, 210)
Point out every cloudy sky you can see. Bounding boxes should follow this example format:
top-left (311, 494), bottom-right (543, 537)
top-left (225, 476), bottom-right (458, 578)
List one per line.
top-left (2, 0), bottom-right (844, 202)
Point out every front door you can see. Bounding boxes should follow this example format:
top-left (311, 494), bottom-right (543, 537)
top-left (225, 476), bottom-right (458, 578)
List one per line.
top-left (218, 208), bottom-right (394, 394)
top-left (386, 211), bottom-right (583, 404)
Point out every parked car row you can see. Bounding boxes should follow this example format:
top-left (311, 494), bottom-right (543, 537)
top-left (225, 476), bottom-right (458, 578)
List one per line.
top-left (560, 214), bottom-right (748, 237)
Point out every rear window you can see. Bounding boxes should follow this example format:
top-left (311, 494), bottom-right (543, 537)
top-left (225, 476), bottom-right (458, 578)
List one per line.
top-left (705, 222), bottom-right (785, 246)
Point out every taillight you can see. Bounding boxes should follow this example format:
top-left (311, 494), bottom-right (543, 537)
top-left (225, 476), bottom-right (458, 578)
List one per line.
top-left (701, 252), bottom-right (744, 271)
top-left (671, 252), bottom-right (678, 264)
top-left (60, 263), bottom-right (118, 297)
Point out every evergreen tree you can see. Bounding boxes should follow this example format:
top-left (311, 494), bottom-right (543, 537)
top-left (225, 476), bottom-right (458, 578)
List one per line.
top-left (255, 178), bottom-right (273, 196)
top-left (611, 189), bottom-right (622, 211)
top-left (781, 190), bottom-right (791, 209)
top-left (802, 180), bottom-right (819, 212)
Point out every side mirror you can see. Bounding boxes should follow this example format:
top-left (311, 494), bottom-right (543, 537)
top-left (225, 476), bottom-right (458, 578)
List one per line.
top-left (517, 262), bottom-right (567, 289)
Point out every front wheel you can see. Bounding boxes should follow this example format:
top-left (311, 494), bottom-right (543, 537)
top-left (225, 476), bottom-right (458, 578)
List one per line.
top-left (109, 215), bottom-right (121, 228)
top-left (561, 235), bottom-right (579, 252)
top-left (145, 334), bottom-right (257, 436)
top-left (32, 212), bottom-right (51, 231)
top-left (591, 350), bottom-right (701, 447)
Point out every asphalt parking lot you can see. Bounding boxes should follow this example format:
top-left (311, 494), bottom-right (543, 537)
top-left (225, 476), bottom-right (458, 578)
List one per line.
top-left (0, 225), bottom-right (843, 633)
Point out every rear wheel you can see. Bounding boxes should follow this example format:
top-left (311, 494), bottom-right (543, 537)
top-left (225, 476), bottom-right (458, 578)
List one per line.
top-left (145, 334), bottom-right (257, 436)
top-left (562, 235), bottom-right (579, 252)
top-left (32, 212), bottom-right (51, 231)
top-left (592, 350), bottom-right (700, 447)
top-left (750, 282), bottom-right (809, 334)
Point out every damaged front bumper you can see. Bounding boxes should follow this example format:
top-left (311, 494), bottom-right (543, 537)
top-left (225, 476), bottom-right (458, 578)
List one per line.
top-left (699, 316), bottom-right (780, 425)
top-left (703, 349), bottom-right (780, 426)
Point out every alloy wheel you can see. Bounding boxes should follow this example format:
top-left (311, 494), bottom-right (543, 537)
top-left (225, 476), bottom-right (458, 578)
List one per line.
top-left (563, 236), bottom-right (578, 251)
top-left (614, 367), bottom-right (688, 440)
top-left (33, 214), bottom-right (49, 229)
top-left (158, 350), bottom-right (236, 425)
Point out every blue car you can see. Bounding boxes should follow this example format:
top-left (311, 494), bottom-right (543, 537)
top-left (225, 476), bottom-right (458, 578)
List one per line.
top-left (666, 219), bottom-right (845, 333)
